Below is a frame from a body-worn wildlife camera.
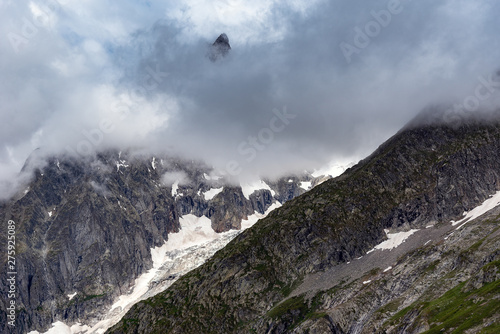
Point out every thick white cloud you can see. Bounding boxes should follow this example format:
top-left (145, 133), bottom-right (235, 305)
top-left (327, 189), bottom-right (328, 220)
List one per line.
top-left (1, 0), bottom-right (500, 199)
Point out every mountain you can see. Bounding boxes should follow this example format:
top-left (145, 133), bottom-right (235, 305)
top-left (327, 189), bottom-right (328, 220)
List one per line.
top-left (208, 33), bottom-right (231, 61)
top-left (108, 117), bottom-right (500, 333)
top-left (0, 150), bottom-right (319, 333)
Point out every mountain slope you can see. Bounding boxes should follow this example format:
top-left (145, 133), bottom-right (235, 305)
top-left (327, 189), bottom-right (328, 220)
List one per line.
top-left (108, 119), bottom-right (500, 333)
top-left (0, 151), bottom-right (314, 333)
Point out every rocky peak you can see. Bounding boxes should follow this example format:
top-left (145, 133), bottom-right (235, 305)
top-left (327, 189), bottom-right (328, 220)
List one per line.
top-left (208, 33), bottom-right (231, 62)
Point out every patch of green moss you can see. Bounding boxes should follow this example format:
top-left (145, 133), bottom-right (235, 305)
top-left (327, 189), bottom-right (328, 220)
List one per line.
top-left (386, 278), bottom-right (500, 333)
top-left (481, 259), bottom-right (500, 272)
top-left (267, 295), bottom-right (308, 319)
top-left (377, 298), bottom-right (403, 315)
top-left (421, 279), bottom-right (500, 333)
top-left (120, 318), bottom-right (139, 332)
top-left (83, 293), bottom-right (105, 301)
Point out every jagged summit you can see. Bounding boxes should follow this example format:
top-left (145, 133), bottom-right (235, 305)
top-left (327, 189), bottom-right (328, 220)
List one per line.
top-left (215, 33), bottom-right (229, 45)
top-left (208, 33), bottom-right (231, 62)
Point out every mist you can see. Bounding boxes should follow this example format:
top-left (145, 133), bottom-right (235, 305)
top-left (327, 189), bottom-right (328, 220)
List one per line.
top-left (2, 0), bottom-right (500, 199)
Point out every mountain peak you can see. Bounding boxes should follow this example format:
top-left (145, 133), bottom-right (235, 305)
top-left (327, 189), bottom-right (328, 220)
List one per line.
top-left (208, 33), bottom-right (231, 62)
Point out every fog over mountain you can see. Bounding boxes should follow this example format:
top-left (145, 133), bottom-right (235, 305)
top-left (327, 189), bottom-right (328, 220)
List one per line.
top-left (2, 0), bottom-right (500, 199)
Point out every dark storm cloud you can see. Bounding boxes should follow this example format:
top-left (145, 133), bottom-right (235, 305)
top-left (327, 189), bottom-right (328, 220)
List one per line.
top-left (2, 0), bottom-right (500, 197)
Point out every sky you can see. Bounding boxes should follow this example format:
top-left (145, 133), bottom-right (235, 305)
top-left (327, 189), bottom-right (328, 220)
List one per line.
top-left (2, 0), bottom-right (500, 197)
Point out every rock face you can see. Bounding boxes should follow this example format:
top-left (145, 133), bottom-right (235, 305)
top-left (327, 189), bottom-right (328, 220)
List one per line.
top-left (108, 118), bottom-right (500, 334)
top-left (0, 151), bottom-right (313, 334)
top-left (208, 33), bottom-right (231, 61)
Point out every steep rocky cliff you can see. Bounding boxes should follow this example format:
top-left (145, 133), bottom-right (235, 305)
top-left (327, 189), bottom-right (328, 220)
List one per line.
top-left (108, 118), bottom-right (500, 333)
top-left (0, 150), bottom-right (313, 333)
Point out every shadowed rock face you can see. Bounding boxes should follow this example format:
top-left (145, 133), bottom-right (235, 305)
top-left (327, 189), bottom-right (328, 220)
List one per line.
top-left (208, 33), bottom-right (231, 62)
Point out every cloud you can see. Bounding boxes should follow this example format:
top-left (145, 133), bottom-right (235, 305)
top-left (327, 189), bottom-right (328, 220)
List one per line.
top-left (161, 171), bottom-right (190, 187)
top-left (2, 0), bottom-right (500, 196)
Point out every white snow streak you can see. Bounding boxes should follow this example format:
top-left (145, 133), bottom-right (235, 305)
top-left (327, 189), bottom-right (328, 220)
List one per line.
top-left (67, 292), bottom-right (77, 300)
top-left (115, 160), bottom-right (129, 172)
top-left (311, 161), bottom-right (355, 178)
top-left (171, 180), bottom-right (179, 197)
top-left (300, 181), bottom-right (312, 191)
top-left (27, 321), bottom-right (90, 334)
top-left (452, 191), bottom-right (500, 229)
top-left (367, 229), bottom-right (419, 253)
top-left (203, 187), bottom-right (223, 200)
top-left (241, 180), bottom-right (275, 199)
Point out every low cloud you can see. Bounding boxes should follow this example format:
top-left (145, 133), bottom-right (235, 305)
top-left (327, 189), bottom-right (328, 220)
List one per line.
top-left (2, 0), bottom-right (500, 197)
top-left (161, 171), bottom-right (190, 187)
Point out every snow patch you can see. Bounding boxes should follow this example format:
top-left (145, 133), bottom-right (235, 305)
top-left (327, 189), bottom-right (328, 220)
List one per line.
top-left (300, 181), bottom-right (312, 191)
top-left (111, 242), bottom-right (169, 312)
top-left (368, 229), bottom-right (419, 252)
top-left (311, 160), bottom-right (355, 178)
top-left (27, 321), bottom-right (90, 334)
top-left (424, 240), bottom-right (432, 246)
top-left (241, 202), bottom-right (282, 230)
top-left (67, 292), bottom-right (77, 300)
top-left (241, 180), bottom-right (275, 199)
top-left (164, 215), bottom-right (219, 252)
top-left (363, 280), bottom-right (371, 284)
top-left (151, 157), bottom-right (156, 170)
top-left (383, 266), bottom-right (392, 272)
top-left (203, 187), bottom-right (223, 200)
top-left (452, 191), bottom-right (500, 229)
top-left (171, 180), bottom-right (179, 197)
top-left (116, 160), bottom-right (129, 172)
top-left (48, 211), bottom-right (53, 217)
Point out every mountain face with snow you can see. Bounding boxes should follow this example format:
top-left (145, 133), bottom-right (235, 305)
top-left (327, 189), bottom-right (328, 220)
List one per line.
top-left (0, 151), bottom-right (316, 334)
top-left (108, 117), bottom-right (500, 333)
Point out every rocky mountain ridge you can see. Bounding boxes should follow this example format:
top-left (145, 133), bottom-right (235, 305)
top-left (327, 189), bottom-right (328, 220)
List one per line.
top-left (108, 118), bottom-right (500, 333)
top-left (0, 150), bottom-right (321, 333)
